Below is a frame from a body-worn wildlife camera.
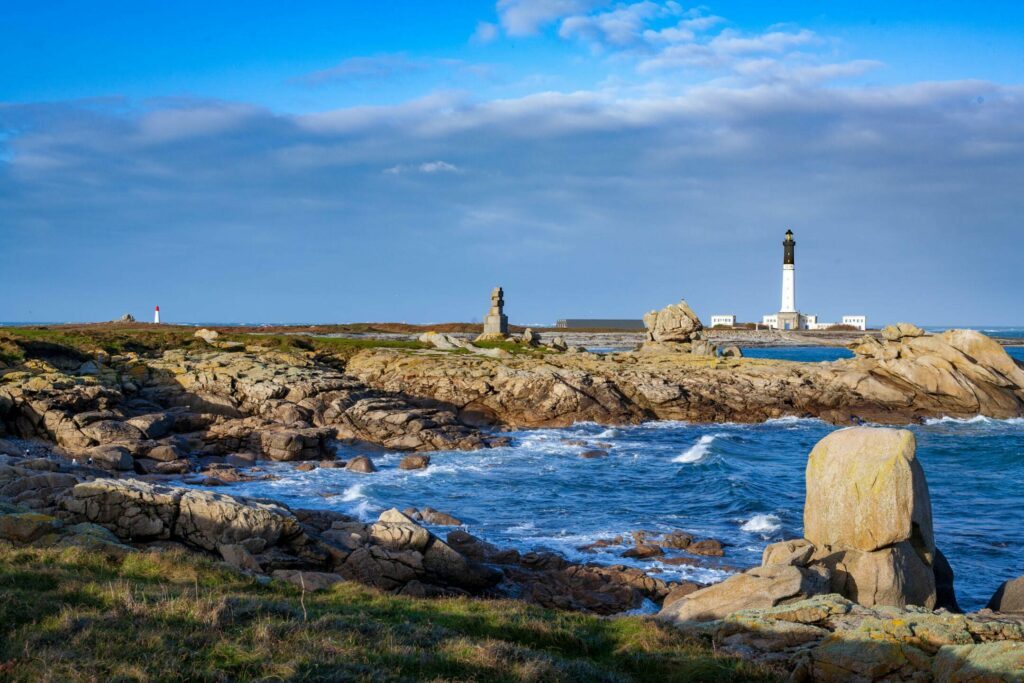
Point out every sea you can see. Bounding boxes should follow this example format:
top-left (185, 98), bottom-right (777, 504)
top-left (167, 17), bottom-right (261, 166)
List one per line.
top-left (186, 337), bottom-right (1024, 612)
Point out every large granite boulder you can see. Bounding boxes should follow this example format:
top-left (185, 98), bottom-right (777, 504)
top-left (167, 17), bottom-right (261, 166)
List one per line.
top-left (811, 541), bottom-right (936, 609)
top-left (989, 576), bottom-right (1024, 613)
top-left (259, 427), bottom-right (335, 461)
top-left (659, 564), bottom-right (831, 624)
top-left (804, 428), bottom-right (934, 561)
top-left (803, 427), bottom-right (939, 609)
top-left (643, 300), bottom-right (703, 343)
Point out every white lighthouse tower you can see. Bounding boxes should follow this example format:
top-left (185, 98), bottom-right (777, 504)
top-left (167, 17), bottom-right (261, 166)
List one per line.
top-left (781, 229), bottom-right (796, 313)
top-left (776, 230), bottom-right (801, 330)
top-left (154, 305), bottom-right (161, 324)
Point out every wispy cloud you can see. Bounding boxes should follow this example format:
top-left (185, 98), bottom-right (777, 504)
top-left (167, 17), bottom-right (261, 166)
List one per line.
top-left (472, 21), bottom-right (500, 44)
top-left (384, 160), bottom-right (462, 175)
top-left (497, 0), bottom-right (607, 36)
top-left (493, 1), bottom-right (869, 88)
top-left (292, 54), bottom-right (429, 86)
top-left (292, 54), bottom-right (492, 87)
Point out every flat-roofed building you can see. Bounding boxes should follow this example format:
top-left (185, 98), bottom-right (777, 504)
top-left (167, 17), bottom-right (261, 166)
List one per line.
top-left (710, 315), bottom-right (737, 327)
top-left (555, 319), bottom-right (645, 330)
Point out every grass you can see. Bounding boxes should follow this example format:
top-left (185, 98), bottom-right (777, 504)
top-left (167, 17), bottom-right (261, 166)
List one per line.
top-left (0, 328), bottom-right (430, 368)
top-left (0, 544), bottom-right (779, 682)
top-left (0, 327), bottom-right (200, 358)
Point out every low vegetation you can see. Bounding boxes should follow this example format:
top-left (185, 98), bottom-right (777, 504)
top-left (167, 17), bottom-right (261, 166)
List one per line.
top-left (0, 326), bottom-right (430, 368)
top-left (0, 544), bottom-right (778, 682)
top-left (471, 339), bottom-right (556, 356)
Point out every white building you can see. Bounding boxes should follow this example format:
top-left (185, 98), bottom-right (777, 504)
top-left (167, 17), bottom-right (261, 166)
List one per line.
top-left (842, 315), bottom-right (867, 330)
top-left (711, 315), bottom-right (737, 328)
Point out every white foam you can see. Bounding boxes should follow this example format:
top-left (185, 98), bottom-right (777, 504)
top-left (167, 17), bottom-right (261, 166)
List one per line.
top-left (763, 416), bottom-right (825, 426)
top-left (596, 427), bottom-right (620, 438)
top-left (674, 434), bottom-right (716, 463)
top-left (741, 513), bottom-right (781, 534)
top-left (923, 415), bottom-right (1024, 426)
top-left (352, 498), bottom-right (377, 519)
top-left (341, 483), bottom-right (366, 502)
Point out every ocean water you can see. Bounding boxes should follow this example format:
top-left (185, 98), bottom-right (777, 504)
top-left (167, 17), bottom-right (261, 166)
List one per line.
top-left (189, 417), bottom-right (1024, 611)
top-left (741, 347), bottom-right (853, 362)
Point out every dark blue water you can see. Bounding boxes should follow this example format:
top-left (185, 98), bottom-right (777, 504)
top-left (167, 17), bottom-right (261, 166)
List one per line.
top-left (743, 344), bottom-right (1024, 363)
top-left (741, 347), bottom-right (853, 362)
top-left (196, 416), bottom-right (1024, 612)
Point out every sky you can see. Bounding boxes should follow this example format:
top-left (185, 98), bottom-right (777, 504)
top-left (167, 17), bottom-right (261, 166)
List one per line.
top-left (2, 1), bottom-right (1023, 326)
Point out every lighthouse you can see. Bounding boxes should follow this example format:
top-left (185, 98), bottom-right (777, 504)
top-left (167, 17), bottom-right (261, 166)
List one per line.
top-left (776, 230), bottom-right (801, 330)
top-left (781, 229), bottom-right (796, 311)
top-left (154, 306), bottom-right (161, 324)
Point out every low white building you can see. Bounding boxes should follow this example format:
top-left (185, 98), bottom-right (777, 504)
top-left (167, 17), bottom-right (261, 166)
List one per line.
top-left (711, 315), bottom-right (737, 328)
top-left (804, 316), bottom-right (868, 331)
top-left (842, 315), bottom-right (867, 330)
top-left (762, 313), bottom-right (818, 330)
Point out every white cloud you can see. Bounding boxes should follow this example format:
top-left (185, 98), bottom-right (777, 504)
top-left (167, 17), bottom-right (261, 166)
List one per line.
top-left (708, 28), bottom-right (819, 55)
top-left (293, 54), bottom-right (428, 86)
top-left (559, 1), bottom-right (665, 48)
top-left (472, 21), bottom-right (500, 43)
top-left (497, 1), bottom-right (853, 89)
top-left (497, 0), bottom-right (607, 36)
top-left (384, 160), bottom-right (462, 174)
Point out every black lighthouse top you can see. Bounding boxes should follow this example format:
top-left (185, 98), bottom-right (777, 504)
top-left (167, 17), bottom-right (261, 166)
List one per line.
top-left (783, 229), bottom-right (795, 265)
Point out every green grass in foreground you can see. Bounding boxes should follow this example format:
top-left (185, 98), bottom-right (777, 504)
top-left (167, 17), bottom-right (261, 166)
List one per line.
top-left (0, 544), bottom-right (778, 682)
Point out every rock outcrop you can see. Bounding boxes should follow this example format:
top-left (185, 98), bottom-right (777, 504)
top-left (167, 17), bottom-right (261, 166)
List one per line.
top-left (658, 428), bottom-right (1024, 679)
top-left (0, 347), bottom-right (497, 478)
top-left (348, 328), bottom-right (1024, 427)
top-left (643, 300), bottom-right (703, 343)
top-left (660, 563), bottom-right (831, 623)
top-left (676, 594), bottom-right (1024, 682)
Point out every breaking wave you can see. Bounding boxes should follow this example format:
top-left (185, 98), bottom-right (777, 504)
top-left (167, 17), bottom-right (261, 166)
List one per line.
top-left (741, 514), bottom-right (782, 534)
top-left (674, 434), bottom-right (717, 463)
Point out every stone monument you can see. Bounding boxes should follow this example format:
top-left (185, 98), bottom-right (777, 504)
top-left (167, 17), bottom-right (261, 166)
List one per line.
top-left (476, 286), bottom-right (509, 341)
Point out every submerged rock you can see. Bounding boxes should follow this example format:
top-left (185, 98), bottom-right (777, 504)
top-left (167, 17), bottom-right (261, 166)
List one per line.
top-left (345, 456), bottom-right (377, 473)
top-left (399, 454), bottom-right (430, 470)
top-left (989, 576), bottom-right (1024, 613)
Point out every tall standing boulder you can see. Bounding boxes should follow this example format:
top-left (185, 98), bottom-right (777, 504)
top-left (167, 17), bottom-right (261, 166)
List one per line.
top-left (804, 427), bottom-right (938, 609)
top-left (804, 428), bottom-right (934, 560)
top-left (643, 300), bottom-right (703, 343)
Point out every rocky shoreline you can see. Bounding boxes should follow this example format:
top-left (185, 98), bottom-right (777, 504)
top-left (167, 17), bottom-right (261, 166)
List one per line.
top-left (2, 311), bottom-right (1024, 680)
top-left (3, 423), bottom-right (1023, 679)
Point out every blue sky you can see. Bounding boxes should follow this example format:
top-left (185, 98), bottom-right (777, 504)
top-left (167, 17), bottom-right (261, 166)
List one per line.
top-left (2, 1), bottom-right (1023, 325)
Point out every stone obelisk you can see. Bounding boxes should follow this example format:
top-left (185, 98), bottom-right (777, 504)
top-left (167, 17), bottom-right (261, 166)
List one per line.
top-left (476, 286), bottom-right (509, 341)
